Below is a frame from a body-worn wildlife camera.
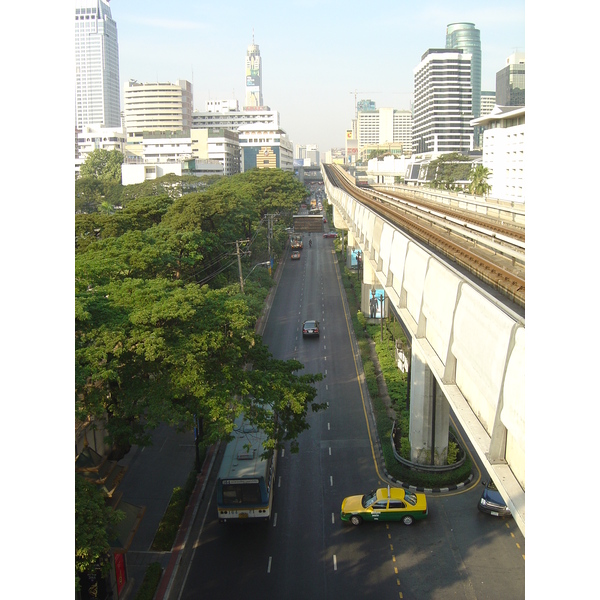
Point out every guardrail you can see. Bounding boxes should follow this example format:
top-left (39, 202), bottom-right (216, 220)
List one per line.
top-left (390, 422), bottom-right (466, 473)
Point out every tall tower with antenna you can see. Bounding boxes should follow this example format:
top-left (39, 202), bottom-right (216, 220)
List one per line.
top-left (245, 32), bottom-right (264, 109)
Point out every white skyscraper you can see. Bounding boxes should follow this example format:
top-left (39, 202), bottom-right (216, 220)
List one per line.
top-left (75, 0), bottom-right (121, 129)
top-left (412, 49), bottom-right (473, 155)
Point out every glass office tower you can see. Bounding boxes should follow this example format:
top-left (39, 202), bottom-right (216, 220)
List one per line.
top-left (446, 23), bottom-right (481, 119)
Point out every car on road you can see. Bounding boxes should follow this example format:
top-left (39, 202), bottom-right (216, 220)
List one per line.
top-left (340, 486), bottom-right (428, 526)
top-left (291, 251), bottom-right (301, 260)
top-left (323, 232), bottom-right (338, 238)
top-left (478, 480), bottom-right (511, 517)
top-left (302, 320), bottom-right (320, 337)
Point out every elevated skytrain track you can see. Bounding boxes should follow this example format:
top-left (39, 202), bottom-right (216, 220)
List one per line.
top-left (324, 163), bottom-right (525, 308)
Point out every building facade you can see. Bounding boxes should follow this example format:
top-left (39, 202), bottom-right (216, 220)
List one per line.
top-left (191, 128), bottom-right (241, 176)
top-left (471, 105), bottom-right (525, 203)
top-left (75, 0), bottom-right (121, 129)
top-left (123, 80), bottom-right (194, 155)
top-left (192, 101), bottom-right (280, 132)
top-left (480, 91), bottom-right (496, 117)
top-left (412, 49), bottom-right (474, 155)
top-left (75, 124), bottom-right (126, 177)
top-left (496, 53), bottom-right (525, 106)
top-left (238, 125), bottom-right (293, 172)
top-left (357, 107), bottom-right (412, 157)
top-left (245, 39), bottom-right (264, 109)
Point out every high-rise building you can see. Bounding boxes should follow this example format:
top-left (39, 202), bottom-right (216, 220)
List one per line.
top-left (496, 53), bottom-right (525, 106)
top-left (123, 80), bottom-right (194, 155)
top-left (412, 49), bottom-right (473, 155)
top-left (75, 0), bottom-right (121, 129)
top-left (357, 108), bottom-right (412, 157)
top-left (446, 23), bottom-right (481, 118)
top-left (245, 38), bottom-right (264, 109)
top-left (480, 91), bottom-right (496, 117)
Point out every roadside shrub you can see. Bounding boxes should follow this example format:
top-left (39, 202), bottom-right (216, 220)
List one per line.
top-left (134, 562), bottom-right (162, 600)
top-left (151, 469), bottom-right (197, 551)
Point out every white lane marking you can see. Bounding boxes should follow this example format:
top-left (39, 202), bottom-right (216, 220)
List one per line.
top-left (267, 556), bottom-right (272, 573)
top-left (273, 513), bottom-right (278, 527)
top-left (333, 555), bottom-right (337, 571)
top-left (331, 512), bottom-right (335, 524)
top-left (330, 475), bottom-right (334, 486)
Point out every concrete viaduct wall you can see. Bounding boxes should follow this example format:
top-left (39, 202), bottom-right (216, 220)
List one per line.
top-left (324, 171), bottom-right (525, 535)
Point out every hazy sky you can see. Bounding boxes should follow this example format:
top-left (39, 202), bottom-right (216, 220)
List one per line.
top-left (110, 0), bottom-right (525, 152)
top-left (110, 0), bottom-right (524, 153)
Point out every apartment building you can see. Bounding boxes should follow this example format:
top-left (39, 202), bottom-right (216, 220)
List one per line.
top-left (357, 108), bottom-right (412, 159)
top-left (123, 80), bottom-right (194, 155)
top-left (471, 105), bottom-right (525, 202)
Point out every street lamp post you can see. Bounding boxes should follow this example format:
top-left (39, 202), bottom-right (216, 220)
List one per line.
top-left (379, 291), bottom-right (385, 341)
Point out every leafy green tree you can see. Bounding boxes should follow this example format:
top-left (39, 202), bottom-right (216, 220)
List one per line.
top-left (75, 474), bottom-right (124, 590)
top-left (81, 149), bottom-right (124, 182)
top-left (76, 176), bottom-right (104, 214)
top-left (468, 164), bottom-right (491, 196)
top-left (75, 168), bottom-right (323, 456)
top-left (426, 153), bottom-right (471, 190)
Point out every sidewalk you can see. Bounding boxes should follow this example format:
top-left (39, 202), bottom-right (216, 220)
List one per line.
top-left (117, 423), bottom-right (197, 600)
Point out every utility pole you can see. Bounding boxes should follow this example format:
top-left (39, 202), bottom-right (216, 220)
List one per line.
top-left (236, 240), bottom-right (245, 294)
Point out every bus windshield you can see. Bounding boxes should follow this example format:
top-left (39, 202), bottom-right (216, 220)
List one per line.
top-left (221, 481), bottom-right (261, 505)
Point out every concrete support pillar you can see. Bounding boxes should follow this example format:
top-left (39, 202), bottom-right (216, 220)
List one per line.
top-left (409, 342), bottom-right (450, 465)
top-left (332, 205), bottom-right (343, 230)
top-left (361, 257), bottom-right (378, 316)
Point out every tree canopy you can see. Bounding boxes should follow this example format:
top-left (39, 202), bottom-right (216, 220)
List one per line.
top-left (426, 153), bottom-right (472, 190)
top-left (75, 475), bottom-right (124, 589)
top-left (80, 149), bottom-right (124, 182)
top-left (75, 168), bottom-right (319, 457)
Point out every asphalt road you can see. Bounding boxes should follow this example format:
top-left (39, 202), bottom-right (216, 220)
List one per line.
top-left (178, 233), bottom-right (525, 600)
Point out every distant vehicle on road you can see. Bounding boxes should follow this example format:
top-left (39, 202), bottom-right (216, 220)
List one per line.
top-left (478, 480), bottom-right (511, 517)
top-left (323, 232), bottom-right (338, 238)
top-left (341, 486), bottom-right (428, 526)
top-left (302, 320), bottom-right (320, 337)
top-left (291, 250), bottom-right (301, 260)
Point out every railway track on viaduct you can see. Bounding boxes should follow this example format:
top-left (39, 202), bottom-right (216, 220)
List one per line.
top-left (324, 164), bottom-right (525, 309)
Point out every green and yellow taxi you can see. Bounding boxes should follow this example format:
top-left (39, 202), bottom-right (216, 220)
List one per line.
top-left (340, 486), bottom-right (428, 526)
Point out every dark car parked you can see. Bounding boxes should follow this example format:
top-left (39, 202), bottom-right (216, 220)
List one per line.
top-left (478, 480), bottom-right (511, 517)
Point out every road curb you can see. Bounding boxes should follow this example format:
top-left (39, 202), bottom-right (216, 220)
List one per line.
top-left (154, 443), bottom-right (219, 600)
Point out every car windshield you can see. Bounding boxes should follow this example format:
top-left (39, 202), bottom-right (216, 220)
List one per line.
top-left (305, 321), bottom-right (316, 328)
top-left (362, 490), bottom-right (378, 508)
top-left (404, 492), bottom-right (418, 506)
